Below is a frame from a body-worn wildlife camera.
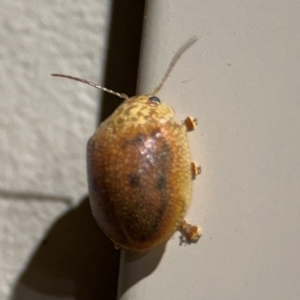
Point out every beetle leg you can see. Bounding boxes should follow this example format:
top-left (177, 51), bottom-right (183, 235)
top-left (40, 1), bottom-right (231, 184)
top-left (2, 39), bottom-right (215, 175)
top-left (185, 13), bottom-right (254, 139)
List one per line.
top-left (179, 220), bottom-right (202, 244)
top-left (183, 116), bottom-right (198, 131)
top-left (191, 162), bottom-right (201, 180)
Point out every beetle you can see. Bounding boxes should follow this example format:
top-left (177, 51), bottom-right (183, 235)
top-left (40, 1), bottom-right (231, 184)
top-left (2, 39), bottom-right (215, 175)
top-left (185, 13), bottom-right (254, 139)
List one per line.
top-left (52, 37), bottom-right (201, 252)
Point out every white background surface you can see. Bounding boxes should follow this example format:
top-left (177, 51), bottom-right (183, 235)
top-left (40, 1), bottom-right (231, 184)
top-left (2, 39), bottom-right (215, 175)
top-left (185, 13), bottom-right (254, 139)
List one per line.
top-left (1, 1), bottom-right (300, 300)
top-left (119, 1), bottom-right (300, 300)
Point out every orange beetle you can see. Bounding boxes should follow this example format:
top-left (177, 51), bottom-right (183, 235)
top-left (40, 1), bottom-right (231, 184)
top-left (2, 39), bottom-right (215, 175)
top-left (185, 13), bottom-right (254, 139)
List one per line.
top-left (52, 37), bottom-right (201, 252)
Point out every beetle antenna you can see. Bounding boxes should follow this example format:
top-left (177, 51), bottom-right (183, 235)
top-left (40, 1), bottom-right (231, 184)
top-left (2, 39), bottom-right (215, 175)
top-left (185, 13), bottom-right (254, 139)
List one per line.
top-left (151, 36), bottom-right (198, 96)
top-left (51, 74), bottom-right (129, 100)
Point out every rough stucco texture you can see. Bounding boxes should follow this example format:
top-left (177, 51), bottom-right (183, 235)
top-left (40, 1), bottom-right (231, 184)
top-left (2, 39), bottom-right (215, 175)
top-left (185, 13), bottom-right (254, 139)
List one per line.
top-left (1, 1), bottom-right (111, 299)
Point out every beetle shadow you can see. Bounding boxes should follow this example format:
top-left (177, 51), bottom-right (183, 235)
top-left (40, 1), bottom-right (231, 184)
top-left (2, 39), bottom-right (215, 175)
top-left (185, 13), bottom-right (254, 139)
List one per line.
top-left (117, 244), bottom-right (166, 299)
top-left (10, 196), bottom-right (120, 300)
top-left (7, 193), bottom-right (165, 300)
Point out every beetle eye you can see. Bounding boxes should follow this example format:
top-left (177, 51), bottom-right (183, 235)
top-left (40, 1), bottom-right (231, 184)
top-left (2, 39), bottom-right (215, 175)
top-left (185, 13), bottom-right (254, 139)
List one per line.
top-left (149, 96), bottom-right (161, 104)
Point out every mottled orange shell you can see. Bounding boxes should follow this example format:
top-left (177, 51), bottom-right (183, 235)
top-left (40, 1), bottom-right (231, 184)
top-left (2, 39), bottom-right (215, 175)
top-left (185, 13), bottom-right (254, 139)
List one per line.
top-left (87, 95), bottom-right (192, 251)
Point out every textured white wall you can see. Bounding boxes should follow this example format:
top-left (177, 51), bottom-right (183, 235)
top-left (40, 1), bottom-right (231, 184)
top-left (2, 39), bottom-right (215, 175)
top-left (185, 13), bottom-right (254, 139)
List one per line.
top-left (1, 1), bottom-right (112, 299)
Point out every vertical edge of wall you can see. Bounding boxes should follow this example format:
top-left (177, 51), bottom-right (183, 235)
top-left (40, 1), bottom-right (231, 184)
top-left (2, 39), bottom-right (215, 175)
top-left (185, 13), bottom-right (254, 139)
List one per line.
top-left (117, 1), bottom-right (204, 299)
top-left (118, 0), bottom-right (300, 300)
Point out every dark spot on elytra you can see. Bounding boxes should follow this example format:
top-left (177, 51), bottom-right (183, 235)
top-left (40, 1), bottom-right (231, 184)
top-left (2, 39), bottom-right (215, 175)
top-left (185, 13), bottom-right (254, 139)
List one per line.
top-left (128, 174), bottom-right (140, 187)
top-left (92, 178), bottom-right (98, 191)
top-left (149, 195), bottom-right (168, 237)
top-left (156, 175), bottom-right (166, 190)
top-left (123, 134), bottom-right (146, 148)
top-left (134, 134), bottom-right (146, 144)
top-left (160, 142), bottom-right (170, 162)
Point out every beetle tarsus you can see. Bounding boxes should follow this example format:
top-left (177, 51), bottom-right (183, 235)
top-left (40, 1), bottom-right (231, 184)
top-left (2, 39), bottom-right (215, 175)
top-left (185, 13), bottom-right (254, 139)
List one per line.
top-left (179, 220), bottom-right (202, 245)
top-left (191, 162), bottom-right (201, 180)
top-left (183, 116), bottom-right (198, 131)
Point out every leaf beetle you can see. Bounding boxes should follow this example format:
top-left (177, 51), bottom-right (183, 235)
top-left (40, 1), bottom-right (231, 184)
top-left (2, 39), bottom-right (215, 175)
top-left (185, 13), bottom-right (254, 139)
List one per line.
top-left (52, 37), bottom-right (201, 252)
